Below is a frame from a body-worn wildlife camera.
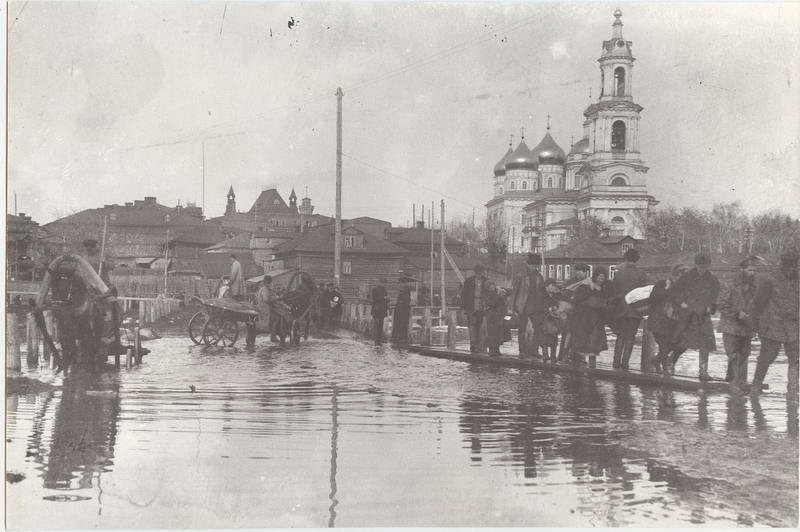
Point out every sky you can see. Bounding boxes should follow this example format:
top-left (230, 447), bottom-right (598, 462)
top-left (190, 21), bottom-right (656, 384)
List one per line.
top-left (7, 1), bottom-right (800, 227)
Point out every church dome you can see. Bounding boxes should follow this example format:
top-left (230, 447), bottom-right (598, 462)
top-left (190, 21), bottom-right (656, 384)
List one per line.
top-left (504, 141), bottom-right (537, 171)
top-left (531, 132), bottom-right (566, 165)
top-left (568, 136), bottom-right (591, 156)
top-left (493, 148), bottom-right (513, 177)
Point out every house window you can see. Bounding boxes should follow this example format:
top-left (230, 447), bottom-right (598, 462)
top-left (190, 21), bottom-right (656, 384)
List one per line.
top-left (510, 181), bottom-right (516, 190)
top-left (548, 264), bottom-right (555, 279)
top-left (522, 181), bottom-right (528, 190)
top-left (557, 265), bottom-right (563, 280)
top-left (587, 264), bottom-right (593, 278)
top-left (344, 235), bottom-right (354, 248)
top-left (621, 243), bottom-right (634, 254)
top-left (609, 265), bottom-right (618, 280)
top-left (520, 236), bottom-right (524, 249)
top-left (343, 261), bottom-right (352, 275)
top-left (564, 265), bottom-right (571, 280)
top-left (109, 213), bottom-right (117, 221)
top-left (164, 214), bottom-right (171, 223)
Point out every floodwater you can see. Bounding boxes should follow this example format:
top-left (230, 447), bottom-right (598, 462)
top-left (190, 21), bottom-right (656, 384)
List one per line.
top-left (5, 332), bottom-right (797, 528)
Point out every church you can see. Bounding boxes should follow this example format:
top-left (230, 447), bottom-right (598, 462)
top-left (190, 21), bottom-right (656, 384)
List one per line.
top-left (486, 9), bottom-right (658, 253)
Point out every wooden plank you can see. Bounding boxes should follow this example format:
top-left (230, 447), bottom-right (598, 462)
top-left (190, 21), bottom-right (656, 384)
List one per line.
top-left (446, 310), bottom-right (457, 350)
top-left (406, 345), bottom-right (731, 393)
top-left (26, 312), bottom-right (40, 364)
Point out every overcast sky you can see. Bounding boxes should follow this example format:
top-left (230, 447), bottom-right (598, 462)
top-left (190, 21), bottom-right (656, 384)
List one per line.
top-left (7, 1), bottom-right (800, 226)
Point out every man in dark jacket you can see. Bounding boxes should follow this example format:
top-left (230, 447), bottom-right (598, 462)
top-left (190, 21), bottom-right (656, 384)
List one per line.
top-left (718, 256), bottom-right (758, 392)
top-left (511, 253), bottom-right (548, 358)
top-left (371, 279), bottom-right (390, 344)
top-left (751, 251), bottom-right (799, 399)
top-left (326, 283), bottom-right (344, 329)
top-left (461, 265), bottom-right (488, 353)
top-left (610, 248), bottom-right (648, 369)
top-left (670, 253), bottom-right (720, 380)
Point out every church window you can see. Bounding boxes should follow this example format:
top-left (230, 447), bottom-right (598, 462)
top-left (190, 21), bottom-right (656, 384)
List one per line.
top-left (611, 121), bottom-right (626, 151)
top-left (614, 67), bottom-right (626, 96)
top-left (611, 176), bottom-right (627, 186)
top-left (564, 265), bottom-right (571, 279)
top-left (522, 181), bottom-right (528, 190)
top-left (611, 216), bottom-right (625, 224)
top-left (510, 181), bottom-right (516, 190)
top-left (547, 177), bottom-right (553, 188)
top-left (557, 265), bottom-right (563, 280)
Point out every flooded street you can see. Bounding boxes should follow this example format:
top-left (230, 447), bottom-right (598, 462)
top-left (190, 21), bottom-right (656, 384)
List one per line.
top-left (6, 333), bottom-right (798, 528)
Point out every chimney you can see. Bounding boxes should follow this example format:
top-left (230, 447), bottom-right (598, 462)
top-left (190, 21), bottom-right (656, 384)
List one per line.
top-left (124, 202), bottom-right (133, 207)
top-left (144, 196), bottom-right (157, 205)
top-left (416, 220), bottom-right (425, 229)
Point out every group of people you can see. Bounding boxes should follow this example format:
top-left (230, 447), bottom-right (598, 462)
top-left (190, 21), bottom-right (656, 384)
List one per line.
top-left (458, 248), bottom-right (799, 398)
top-left (370, 277), bottom-right (414, 344)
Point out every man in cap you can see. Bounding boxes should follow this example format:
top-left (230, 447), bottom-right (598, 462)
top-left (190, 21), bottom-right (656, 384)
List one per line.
top-left (718, 256), bottom-right (759, 392)
top-left (511, 253), bottom-right (548, 358)
top-left (670, 252), bottom-right (720, 380)
top-left (751, 251), bottom-right (799, 399)
top-left (610, 248), bottom-right (649, 369)
top-left (461, 265), bottom-right (489, 353)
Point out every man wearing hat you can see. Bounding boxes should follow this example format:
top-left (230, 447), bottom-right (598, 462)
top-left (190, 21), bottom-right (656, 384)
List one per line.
top-left (718, 256), bottom-right (759, 392)
top-left (669, 252), bottom-right (720, 380)
top-left (461, 265), bottom-right (489, 353)
top-left (751, 251), bottom-right (799, 398)
top-left (610, 248), bottom-right (649, 369)
top-left (391, 276), bottom-right (414, 343)
top-left (511, 253), bottom-right (548, 358)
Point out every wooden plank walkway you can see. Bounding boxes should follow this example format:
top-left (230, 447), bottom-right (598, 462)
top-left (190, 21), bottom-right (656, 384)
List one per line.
top-left (405, 345), bottom-right (732, 393)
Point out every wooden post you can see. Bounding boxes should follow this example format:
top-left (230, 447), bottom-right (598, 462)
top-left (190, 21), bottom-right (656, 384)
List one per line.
top-left (421, 307), bottom-right (432, 346)
top-left (447, 309), bottom-right (457, 350)
top-left (640, 318), bottom-right (656, 373)
top-left (134, 326), bottom-right (142, 364)
top-left (407, 308), bottom-right (415, 344)
top-left (138, 301), bottom-right (146, 324)
top-left (7, 313), bottom-right (21, 370)
top-left (126, 347), bottom-right (133, 370)
top-left (26, 313), bottom-right (40, 365)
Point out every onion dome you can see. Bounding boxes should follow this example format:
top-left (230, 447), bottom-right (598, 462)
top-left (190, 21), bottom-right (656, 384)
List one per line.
top-left (493, 148), bottom-right (513, 177)
top-left (504, 141), bottom-right (537, 171)
top-left (568, 136), bottom-right (590, 156)
top-left (531, 132), bottom-right (566, 165)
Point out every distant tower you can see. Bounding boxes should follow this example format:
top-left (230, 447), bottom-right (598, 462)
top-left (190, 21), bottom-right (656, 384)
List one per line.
top-left (225, 185), bottom-right (236, 215)
top-left (289, 188), bottom-right (298, 209)
top-left (298, 191), bottom-right (314, 231)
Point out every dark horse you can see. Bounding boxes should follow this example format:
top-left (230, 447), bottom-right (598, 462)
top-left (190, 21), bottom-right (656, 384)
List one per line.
top-left (35, 254), bottom-right (122, 373)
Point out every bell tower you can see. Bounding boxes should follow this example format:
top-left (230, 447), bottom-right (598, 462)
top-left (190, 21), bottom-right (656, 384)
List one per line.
top-left (225, 185), bottom-right (236, 215)
top-left (586, 8), bottom-right (643, 160)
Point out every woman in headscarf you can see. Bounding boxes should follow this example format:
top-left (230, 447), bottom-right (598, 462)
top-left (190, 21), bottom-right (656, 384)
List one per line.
top-left (567, 266), bottom-right (612, 368)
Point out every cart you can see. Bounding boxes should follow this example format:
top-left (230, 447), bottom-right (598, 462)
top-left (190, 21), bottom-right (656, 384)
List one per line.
top-left (187, 271), bottom-right (318, 347)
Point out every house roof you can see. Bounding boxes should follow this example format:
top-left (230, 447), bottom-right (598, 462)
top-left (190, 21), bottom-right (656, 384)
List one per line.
top-left (544, 238), bottom-right (619, 259)
top-left (274, 226), bottom-right (406, 256)
top-left (247, 189), bottom-right (296, 215)
top-left (599, 235), bottom-right (638, 245)
top-left (348, 216), bottom-right (392, 225)
top-left (45, 200), bottom-right (204, 229)
top-left (385, 227), bottom-right (464, 247)
top-left (170, 224), bottom-right (232, 246)
top-left (204, 232), bottom-right (252, 252)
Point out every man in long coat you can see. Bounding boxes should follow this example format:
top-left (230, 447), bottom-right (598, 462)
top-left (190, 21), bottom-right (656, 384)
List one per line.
top-left (751, 251), bottom-right (799, 399)
top-left (461, 265), bottom-right (488, 353)
top-left (511, 253), bottom-right (548, 358)
top-left (670, 253), bottom-right (719, 380)
top-left (610, 248), bottom-right (648, 369)
top-left (718, 256), bottom-right (758, 392)
top-left (229, 254), bottom-right (245, 300)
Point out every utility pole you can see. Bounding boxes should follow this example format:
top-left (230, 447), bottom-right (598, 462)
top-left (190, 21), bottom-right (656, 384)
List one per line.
top-left (440, 200), bottom-right (446, 314)
top-left (202, 142), bottom-right (206, 216)
top-left (164, 227), bottom-right (170, 296)
top-left (334, 87), bottom-right (343, 288)
top-left (429, 203), bottom-right (434, 308)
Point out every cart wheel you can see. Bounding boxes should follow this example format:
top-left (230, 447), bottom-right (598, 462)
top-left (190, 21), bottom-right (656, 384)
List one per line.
top-left (201, 317), bottom-right (240, 347)
top-left (291, 319), bottom-right (301, 345)
top-left (188, 311), bottom-right (210, 345)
